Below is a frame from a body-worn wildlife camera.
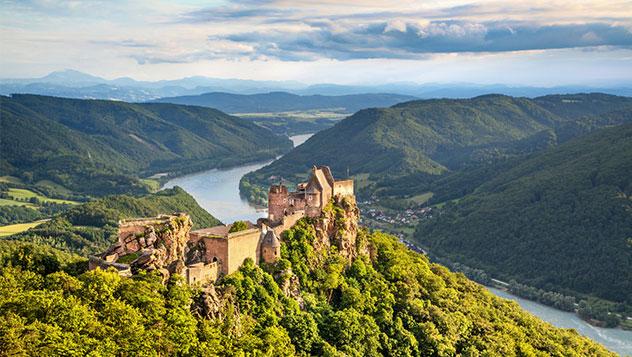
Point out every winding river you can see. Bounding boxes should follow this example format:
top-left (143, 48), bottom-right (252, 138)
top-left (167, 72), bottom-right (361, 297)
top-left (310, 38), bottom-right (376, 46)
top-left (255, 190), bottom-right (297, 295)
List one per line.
top-left (163, 134), bottom-right (312, 223)
top-left (164, 132), bottom-right (632, 355)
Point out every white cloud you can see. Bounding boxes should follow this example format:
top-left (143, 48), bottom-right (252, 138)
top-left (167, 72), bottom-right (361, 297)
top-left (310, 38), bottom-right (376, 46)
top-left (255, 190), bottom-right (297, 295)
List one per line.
top-left (0, 0), bottom-right (631, 85)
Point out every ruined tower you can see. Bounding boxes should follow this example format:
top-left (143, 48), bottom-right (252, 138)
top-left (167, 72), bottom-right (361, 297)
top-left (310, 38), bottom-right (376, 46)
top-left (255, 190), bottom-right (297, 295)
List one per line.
top-left (268, 184), bottom-right (288, 224)
top-left (261, 229), bottom-right (281, 263)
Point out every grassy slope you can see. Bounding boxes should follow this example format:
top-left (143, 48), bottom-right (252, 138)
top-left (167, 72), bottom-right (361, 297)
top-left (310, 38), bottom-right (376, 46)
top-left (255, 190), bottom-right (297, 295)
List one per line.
top-left (84, 186), bottom-right (222, 228)
top-left (0, 220), bottom-right (46, 237)
top-left (7, 188), bottom-right (77, 205)
top-left (415, 124), bottom-right (632, 304)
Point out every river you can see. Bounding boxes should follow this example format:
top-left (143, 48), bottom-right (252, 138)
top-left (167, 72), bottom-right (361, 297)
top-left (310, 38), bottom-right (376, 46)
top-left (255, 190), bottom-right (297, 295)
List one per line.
top-left (164, 132), bottom-right (632, 355)
top-left (163, 134), bottom-right (312, 223)
top-left (488, 288), bottom-right (632, 355)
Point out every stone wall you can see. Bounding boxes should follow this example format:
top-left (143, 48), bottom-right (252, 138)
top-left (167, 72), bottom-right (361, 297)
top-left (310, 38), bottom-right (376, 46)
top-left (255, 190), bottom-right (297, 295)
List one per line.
top-left (184, 262), bottom-right (219, 285)
top-left (118, 217), bottom-right (170, 241)
top-left (201, 237), bottom-right (229, 274)
top-left (305, 192), bottom-right (321, 218)
top-left (334, 180), bottom-right (354, 197)
top-left (273, 210), bottom-right (305, 236)
top-left (226, 228), bottom-right (262, 275)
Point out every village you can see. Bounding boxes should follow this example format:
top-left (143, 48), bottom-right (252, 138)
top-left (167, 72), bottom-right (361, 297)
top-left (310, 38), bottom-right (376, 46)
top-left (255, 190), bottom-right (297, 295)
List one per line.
top-left (356, 197), bottom-right (433, 241)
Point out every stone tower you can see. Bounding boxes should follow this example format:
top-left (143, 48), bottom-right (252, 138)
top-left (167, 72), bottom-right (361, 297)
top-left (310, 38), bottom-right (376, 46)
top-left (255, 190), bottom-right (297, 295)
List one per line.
top-left (261, 230), bottom-right (281, 263)
top-left (268, 184), bottom-right (288, 224)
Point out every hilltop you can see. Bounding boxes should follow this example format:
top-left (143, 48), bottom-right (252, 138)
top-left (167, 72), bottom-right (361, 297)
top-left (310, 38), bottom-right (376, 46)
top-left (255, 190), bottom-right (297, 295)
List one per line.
top-left (414, 124), bottom-right (632, 311)
top-left (0, 94), bottom-right (292, 197)
top-left (242, 93), bottom-right (632, 201)
top-left (0, 196), bottom-right (615, 355)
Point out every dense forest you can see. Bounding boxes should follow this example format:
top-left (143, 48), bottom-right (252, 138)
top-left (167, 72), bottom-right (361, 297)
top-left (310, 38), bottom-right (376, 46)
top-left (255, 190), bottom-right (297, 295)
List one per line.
top-left (242, 93), bottom-right (632, 202)
top-left (415, 124), bottom-right (632, 312)
top-left (0, 94), bottom-right (292, 196)
top-left (0, 198), bottom-right (614, 356)
top-left (2, 187), bottom-right (219, 255)
top-left (152, 91), bottom-right (416, 113)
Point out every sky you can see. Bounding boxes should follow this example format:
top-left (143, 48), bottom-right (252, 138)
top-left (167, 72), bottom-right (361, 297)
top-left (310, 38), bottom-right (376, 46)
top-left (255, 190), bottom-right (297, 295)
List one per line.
top-left (1, 0), bottom-right (632, 86)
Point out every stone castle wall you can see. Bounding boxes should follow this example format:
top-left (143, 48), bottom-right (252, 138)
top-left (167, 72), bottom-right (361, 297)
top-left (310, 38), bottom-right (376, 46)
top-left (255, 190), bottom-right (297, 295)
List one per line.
top-left (334, 180), bottom-right (354, 197)
top-left (226, 228), bottom-right (262, 275)
top-left (261, 244), bottom-right (279, 263)
top-left (184, 262), bottom-right (218, 285)
top-left (273, 210), bottom-right (305, 236)
top-left (201, 237), bottom-right (229, 274)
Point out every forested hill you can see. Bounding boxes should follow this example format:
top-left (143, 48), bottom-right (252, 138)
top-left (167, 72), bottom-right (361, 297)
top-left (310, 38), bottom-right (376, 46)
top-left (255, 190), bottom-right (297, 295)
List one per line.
top-left (415, 124), bottom-right (632, 307)
top-left (152, 91), bottom-right (417, 113)
top-left (0, 197), bottom-right (614, 355)
top-left (0, 94), bottom-right (292, 196)
top-left (242, 93), bottom-right (632, 199)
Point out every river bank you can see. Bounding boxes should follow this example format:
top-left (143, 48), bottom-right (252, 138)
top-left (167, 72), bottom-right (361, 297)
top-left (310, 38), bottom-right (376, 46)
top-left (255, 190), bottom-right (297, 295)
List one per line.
top-left (488, 287), bottom-right (632, 355)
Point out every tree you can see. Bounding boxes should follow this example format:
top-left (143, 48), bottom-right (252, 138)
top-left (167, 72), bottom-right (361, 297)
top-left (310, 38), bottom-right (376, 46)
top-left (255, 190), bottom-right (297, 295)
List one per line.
top-left (229, 220), bottom-right (249, 233)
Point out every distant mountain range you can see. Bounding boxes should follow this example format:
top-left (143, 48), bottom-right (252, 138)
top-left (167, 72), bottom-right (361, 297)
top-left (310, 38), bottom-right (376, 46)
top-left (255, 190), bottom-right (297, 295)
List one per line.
top-left (2, 69), bottom-right (631, 103)
top-left (152, 92), bottom-right (417, 113)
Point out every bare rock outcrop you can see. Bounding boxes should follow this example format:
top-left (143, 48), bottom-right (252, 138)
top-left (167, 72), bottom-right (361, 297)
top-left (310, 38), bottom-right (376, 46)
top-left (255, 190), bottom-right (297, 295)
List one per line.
top-left (313, 195), bottom-right (363, 262)
top-left (129, 214), bottom-right (192, 277)
top-left (196, 285), bottom-right (224, 320)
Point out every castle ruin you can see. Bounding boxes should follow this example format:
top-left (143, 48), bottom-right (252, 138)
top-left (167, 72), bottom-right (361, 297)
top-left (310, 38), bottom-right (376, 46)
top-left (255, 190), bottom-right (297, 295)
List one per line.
top-left (89, 165), bottom-right (354, 286)
top-left (268, 165), bottom-right (354, 223)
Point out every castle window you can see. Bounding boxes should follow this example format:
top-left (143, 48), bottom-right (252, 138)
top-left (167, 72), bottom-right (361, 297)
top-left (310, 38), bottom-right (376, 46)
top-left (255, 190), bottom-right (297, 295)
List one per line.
top-left (212, 257), bottom-right (218, 263)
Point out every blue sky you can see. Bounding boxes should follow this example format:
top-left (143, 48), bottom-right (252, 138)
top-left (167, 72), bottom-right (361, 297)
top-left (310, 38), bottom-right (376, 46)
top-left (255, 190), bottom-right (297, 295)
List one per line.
top-left (1, 0), bottom-right (631, 86)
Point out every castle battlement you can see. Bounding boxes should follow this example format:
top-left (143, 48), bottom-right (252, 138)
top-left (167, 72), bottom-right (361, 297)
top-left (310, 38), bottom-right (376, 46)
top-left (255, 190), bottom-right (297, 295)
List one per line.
top-left (268, 165), bottom-right (354, 224)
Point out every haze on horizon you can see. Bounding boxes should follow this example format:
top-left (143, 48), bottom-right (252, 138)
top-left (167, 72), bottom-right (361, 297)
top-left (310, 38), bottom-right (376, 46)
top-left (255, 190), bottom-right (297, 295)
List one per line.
top-left (1, 0), bottom-right (632, 87)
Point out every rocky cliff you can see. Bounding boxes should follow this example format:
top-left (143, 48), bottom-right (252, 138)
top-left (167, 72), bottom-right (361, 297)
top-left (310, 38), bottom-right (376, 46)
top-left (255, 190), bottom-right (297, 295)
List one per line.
top-left (100, 214), bottom-right (192, 279)
top-left (314, 195), bottom-right (365, 262)
top-left (130, 215), bottom-right (192, 277)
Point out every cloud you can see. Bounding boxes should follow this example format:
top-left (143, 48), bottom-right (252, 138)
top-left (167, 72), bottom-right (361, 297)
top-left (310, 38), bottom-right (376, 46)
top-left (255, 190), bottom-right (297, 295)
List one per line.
top-left (211, 21), bottom-right (632, 60)
top-left (90, 39), bottom-right (157, 48)
top-left (176, 5), bottom-right (294, 23)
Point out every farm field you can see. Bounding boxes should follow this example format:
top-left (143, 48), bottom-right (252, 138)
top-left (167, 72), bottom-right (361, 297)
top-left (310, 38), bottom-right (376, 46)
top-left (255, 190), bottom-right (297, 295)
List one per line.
top-left (0, 198), bottom-right (36, 207)
top-left (0, 220), bottom-right (47, 237)
top-left (7, 188), bottom-right (78, 205)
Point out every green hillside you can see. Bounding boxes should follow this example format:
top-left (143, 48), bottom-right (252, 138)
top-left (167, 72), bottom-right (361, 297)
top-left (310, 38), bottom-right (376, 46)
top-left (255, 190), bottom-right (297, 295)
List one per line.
top-left (2, 187), bottom-right (220, 255)
top-left (0, 94), bottom-right (292, 196)
top-left (415, 124), bottom-right (632, 308)
top-left (242, 93), bottom-right (632, 202)
top-left (0, 203), bottom-right (614, 355)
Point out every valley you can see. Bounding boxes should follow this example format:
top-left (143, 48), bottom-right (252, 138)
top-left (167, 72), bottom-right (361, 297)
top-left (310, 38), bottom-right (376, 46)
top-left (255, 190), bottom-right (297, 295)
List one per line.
top-left (2, 97), bottom-right (631, 353)
top-left (5, 1), bottom-right (632, 354)
top-left (158, 138), bottom-right (632, 355)
top-left (240, 94), bottom-right (632, 320)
